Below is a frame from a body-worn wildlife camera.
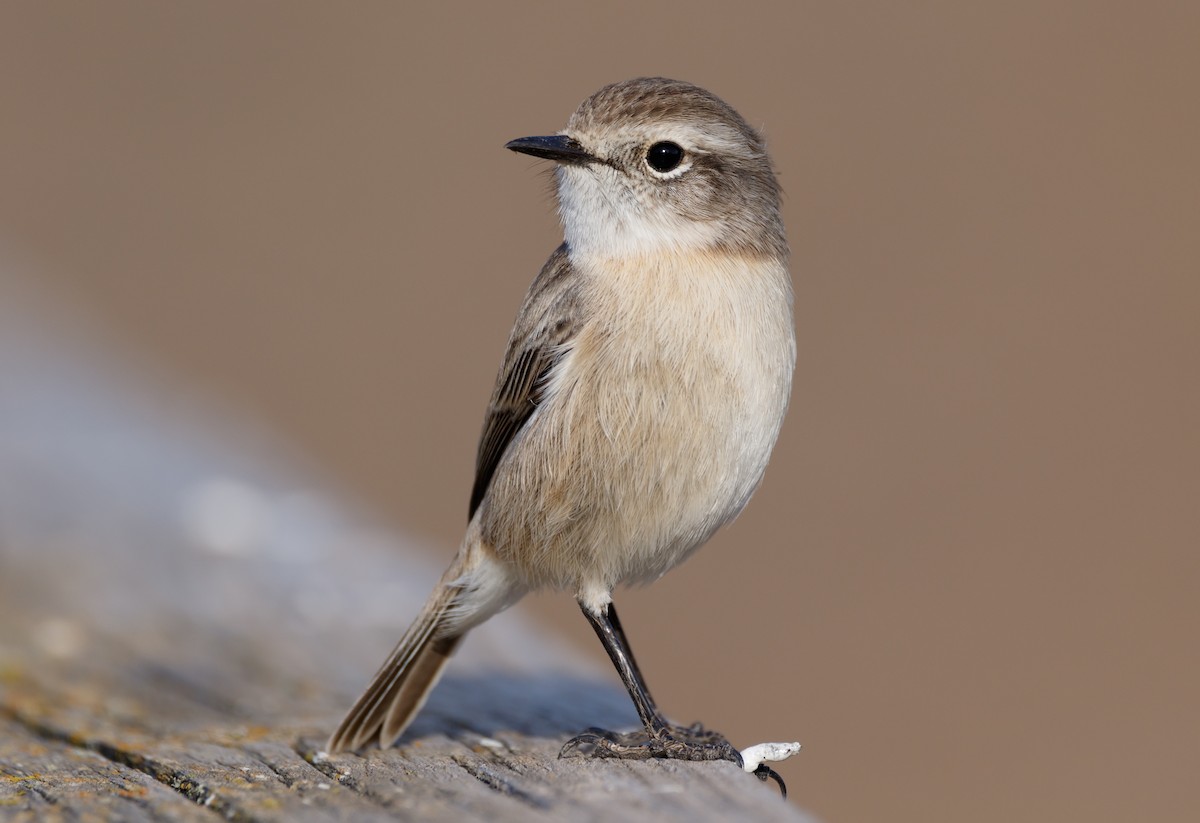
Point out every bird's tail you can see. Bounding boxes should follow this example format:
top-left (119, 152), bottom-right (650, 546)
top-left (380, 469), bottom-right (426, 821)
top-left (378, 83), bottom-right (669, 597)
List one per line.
top-left (326, 539), bottom-right (518, 753)
top-left (326, 578), bottom-right (462, 753)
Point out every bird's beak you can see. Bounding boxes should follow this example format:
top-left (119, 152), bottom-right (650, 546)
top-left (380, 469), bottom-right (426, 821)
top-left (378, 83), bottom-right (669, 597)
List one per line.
top-left (505, 134), bottom-right (596, 166)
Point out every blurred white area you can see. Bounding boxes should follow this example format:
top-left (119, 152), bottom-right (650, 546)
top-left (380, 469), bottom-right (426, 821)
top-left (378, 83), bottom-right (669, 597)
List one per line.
top-left (0, 259), bottom-right (583, 682)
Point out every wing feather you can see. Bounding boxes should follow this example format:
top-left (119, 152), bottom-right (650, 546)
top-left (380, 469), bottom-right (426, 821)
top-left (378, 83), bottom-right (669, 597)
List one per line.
top-left (469, 244), bottom-right (580, 519)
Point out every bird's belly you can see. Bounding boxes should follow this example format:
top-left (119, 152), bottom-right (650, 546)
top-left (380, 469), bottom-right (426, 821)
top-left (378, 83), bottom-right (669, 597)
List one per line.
top-left (480, 302), bottom-right (792, 592)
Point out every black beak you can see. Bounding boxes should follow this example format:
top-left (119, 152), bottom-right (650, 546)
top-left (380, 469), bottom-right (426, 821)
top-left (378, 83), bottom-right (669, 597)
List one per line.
top-left (505, 134), bottom-right (596, 166)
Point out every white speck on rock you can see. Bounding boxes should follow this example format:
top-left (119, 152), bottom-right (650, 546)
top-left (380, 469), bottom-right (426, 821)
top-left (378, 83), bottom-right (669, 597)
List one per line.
top-left (740, 741), bottom-right (802, 773)
top-left (32, 618), bottom-right (85, 659)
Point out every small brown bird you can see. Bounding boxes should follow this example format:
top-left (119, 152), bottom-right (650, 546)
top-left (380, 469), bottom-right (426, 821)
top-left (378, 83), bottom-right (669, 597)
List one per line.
top-left (327, 78), bottom-right (794, 775)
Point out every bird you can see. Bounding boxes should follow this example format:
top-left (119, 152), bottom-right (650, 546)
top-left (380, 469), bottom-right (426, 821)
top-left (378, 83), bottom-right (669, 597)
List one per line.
top-left (327, 77), bottom-right (795, 774)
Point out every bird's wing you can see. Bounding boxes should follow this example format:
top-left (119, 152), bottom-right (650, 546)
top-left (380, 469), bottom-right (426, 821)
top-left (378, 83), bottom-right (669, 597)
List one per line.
top-left (469, 244), bottom-right (581, 519)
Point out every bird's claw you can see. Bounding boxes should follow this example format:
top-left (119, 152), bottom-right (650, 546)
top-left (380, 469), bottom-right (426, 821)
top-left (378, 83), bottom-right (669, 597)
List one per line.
top-left (559, 724), bottom-right (742, 766)
top-left (753, 762), bottom-right (788, 799)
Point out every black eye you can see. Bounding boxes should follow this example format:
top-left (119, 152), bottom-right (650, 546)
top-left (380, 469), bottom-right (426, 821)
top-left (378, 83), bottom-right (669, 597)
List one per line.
top-left (645, 141), bottom-right (684, 173)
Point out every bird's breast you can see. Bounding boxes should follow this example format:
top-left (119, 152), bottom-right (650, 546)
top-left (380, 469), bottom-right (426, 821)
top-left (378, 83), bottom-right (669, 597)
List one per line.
top-left (483, 251), bottom-right (794, 590)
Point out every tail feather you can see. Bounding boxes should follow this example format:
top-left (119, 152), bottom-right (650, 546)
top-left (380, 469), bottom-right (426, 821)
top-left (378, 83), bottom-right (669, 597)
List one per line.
top-left (327, 581), bottom-right (462, 753)
top-left (327, 535), bottom-right (522, 754)
top-left (380, 632), bottom-right (461, 744)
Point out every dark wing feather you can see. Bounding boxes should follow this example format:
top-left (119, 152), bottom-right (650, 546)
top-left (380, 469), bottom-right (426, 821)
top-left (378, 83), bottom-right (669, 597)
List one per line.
top-left (469, 245), bottom-right (580, 519)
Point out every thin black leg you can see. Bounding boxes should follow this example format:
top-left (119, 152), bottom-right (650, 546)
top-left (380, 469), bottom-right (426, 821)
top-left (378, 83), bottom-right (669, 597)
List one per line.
top-left (561, 599), bottom-right (743, 768)
top-left (579, 602), bottom-right (667, 733)
top-left (605, 603), bottom-right (660, 716)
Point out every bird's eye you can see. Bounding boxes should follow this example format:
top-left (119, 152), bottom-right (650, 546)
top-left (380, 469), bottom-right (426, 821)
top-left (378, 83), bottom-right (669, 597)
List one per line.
top-left (645, 142), bottom-right (684, 173)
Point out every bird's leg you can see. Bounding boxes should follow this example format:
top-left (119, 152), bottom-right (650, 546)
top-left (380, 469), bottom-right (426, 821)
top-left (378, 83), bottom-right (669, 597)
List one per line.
top-left (605, 604), bottom-right (734, 747)
top-left (560, 601), bottom-right (742, 766)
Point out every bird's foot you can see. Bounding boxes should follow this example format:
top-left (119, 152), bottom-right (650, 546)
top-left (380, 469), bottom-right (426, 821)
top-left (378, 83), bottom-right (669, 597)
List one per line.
top-left (559, 723), bottom-right (743, 767)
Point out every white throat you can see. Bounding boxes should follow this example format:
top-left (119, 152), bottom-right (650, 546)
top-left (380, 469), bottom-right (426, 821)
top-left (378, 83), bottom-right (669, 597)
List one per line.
top-left (556, 166), bottom-right (725, 260)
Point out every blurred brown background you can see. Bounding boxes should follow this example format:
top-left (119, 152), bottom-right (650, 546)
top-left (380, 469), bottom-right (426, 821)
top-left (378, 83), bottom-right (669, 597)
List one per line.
top-left (1, 3), bottom-right (1196, 821)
